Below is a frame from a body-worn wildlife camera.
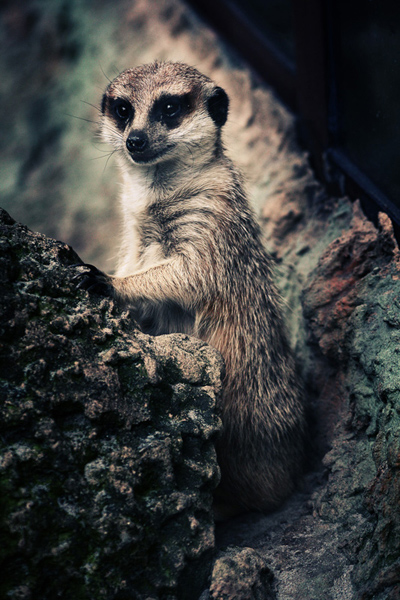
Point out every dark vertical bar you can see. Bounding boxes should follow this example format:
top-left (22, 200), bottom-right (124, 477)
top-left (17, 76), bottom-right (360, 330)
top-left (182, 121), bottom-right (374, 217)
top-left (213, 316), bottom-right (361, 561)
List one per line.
top-left (292, 0), bottom-right (329, 175)
top-left (188, 0), bottom-right (296, 108)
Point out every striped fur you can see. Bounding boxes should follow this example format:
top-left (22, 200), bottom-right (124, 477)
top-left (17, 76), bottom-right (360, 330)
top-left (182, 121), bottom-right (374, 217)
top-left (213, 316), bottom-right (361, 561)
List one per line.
top-left (97, 62), bottom-right (306, 517)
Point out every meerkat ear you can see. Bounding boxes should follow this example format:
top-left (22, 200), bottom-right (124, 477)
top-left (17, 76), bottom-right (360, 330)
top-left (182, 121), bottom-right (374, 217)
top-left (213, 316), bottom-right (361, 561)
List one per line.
top-left (207, 87), bottom-right (229, 127)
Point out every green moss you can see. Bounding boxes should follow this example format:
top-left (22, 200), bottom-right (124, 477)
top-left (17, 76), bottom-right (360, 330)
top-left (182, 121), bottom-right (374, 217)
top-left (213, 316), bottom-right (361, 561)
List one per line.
top-left (117, 359), bottom-right (149, 392)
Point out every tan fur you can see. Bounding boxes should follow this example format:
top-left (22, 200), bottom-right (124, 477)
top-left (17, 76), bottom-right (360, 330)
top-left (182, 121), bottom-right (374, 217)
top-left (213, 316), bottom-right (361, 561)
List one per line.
top-left (79, 61), bottom-right (306, 517)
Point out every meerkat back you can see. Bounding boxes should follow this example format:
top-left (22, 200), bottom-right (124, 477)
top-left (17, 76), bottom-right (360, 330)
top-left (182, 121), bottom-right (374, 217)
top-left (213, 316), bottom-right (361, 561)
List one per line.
top-left (76, 61), bottom-right (306, 518)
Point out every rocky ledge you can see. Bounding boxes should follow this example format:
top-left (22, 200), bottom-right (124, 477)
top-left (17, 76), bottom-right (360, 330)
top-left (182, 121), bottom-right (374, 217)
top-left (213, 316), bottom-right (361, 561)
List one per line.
top-left (2, 197), bottom-right (400, 600)
top-left (0, 207), bottom-right (223, 600)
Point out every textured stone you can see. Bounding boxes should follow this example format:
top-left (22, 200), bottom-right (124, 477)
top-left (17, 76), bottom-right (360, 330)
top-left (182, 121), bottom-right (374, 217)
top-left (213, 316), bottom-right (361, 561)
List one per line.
top-left (209, 547), bottom-right (274, 600)
top-left (0, 208), bottom-right (223, 600)
top-left (216, 202), bottom-right (400, 600)
top-left (302, 204), bottom-right (400, 599)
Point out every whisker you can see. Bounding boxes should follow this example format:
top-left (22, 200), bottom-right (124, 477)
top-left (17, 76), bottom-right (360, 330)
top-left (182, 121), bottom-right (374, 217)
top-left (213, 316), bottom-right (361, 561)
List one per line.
top-left (109, 64), bottom-right (121, 77)
top-left (103, 148), bottom-right (119, 174)
top-left (89, 153), bottom-right (113, 162)
top-left (99, 63), bottom-right (112, 83)
top-left (65, 112), bottom-right (98, 125)
top-left (89, 143), bottom-right (119, 157)
top-left (81, 100), bottom-right (102, 113)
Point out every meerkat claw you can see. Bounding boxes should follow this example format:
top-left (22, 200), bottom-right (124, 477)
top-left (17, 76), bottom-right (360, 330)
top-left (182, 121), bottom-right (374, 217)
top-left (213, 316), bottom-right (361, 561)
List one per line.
top-left (72, 264), bottom-right (113, 296)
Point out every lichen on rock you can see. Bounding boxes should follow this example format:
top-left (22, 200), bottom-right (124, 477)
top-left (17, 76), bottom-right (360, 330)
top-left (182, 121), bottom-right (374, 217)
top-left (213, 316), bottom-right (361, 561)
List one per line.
top-left (304, 205), bottom-right (400, 600)
top-left (0, 207), bottom-right (223, 600)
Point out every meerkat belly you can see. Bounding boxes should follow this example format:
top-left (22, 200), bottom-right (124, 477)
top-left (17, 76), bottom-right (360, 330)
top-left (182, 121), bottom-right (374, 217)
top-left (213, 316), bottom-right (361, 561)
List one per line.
top-left (116, 207), bottom-right (164, 276)
top-left (133, 300), bottom-right (195, 336)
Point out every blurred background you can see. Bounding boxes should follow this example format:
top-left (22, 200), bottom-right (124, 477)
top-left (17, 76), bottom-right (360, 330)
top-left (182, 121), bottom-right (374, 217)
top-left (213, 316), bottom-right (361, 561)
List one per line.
top-left (1, 0), bottom-right (399, 268)
top-left (0, 0), bottom-right (248, 270)
top-left (193, 0), bottom-right (400, 228)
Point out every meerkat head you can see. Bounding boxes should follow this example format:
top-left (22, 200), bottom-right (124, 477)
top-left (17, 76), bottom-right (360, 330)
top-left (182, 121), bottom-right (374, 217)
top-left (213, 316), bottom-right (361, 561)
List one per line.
top-left (100, 61), bottom-right (229, 168)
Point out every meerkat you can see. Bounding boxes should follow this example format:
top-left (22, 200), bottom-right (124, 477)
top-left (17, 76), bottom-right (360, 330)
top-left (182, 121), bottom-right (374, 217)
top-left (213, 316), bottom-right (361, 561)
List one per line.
top-left (74, 61), bottom-right (306, 518)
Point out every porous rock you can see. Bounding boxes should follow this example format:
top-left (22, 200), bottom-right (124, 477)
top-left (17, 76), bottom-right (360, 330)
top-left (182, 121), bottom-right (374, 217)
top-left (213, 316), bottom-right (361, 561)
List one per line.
top-left (0, 207), bottom-right (223, 600)
top-left (304, 204), bottom-right (400, 600)
top-left (208, 547), bottom-right (274, 600)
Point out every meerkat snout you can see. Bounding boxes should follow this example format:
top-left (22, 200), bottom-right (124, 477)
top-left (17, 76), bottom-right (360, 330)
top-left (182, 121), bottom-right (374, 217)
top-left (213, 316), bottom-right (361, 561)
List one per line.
top-left (126, 131), bottom-right (149, 155)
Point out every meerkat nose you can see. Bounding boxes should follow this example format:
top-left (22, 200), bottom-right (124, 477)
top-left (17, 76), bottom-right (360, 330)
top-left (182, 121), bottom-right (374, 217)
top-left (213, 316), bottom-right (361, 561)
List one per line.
top-left (126, 131), bottom-right (148, 153)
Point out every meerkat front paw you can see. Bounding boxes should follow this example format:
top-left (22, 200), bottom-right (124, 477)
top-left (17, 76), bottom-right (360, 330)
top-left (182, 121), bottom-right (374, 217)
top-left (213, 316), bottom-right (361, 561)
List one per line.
top-left (72, 264), bottom-right (114, 296)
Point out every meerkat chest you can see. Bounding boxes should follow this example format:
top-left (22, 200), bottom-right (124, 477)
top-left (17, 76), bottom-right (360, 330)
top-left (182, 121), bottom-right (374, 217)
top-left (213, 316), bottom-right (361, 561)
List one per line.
top-left (138, 237), bottom-right (165, 269)
top-left (118, 172), bottom-right (167, 274)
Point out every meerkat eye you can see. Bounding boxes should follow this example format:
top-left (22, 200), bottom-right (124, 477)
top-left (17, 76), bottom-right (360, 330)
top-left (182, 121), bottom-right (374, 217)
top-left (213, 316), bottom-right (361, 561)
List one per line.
top-left (162, 98), bottom-right (182, 119)
top-left (113, 100), bottom-right (133, 122)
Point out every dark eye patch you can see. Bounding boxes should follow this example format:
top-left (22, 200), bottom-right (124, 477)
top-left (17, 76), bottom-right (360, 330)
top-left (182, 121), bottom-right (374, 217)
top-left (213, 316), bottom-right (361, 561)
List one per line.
top-left (151, 93), bottom-right (191, 128)
top-left (108, 98), bottom-right (134, 128)
top-left (163, 98), bottom-right (182, 118)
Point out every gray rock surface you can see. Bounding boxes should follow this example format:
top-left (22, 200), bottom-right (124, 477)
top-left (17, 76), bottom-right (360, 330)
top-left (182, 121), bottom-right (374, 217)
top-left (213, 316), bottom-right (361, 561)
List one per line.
top-left (216, 203), bottom-right (400, 600)
top-left (0, 208), bottom-right (222, 600)
top-left (209, 547), bottom-right (275, 600)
